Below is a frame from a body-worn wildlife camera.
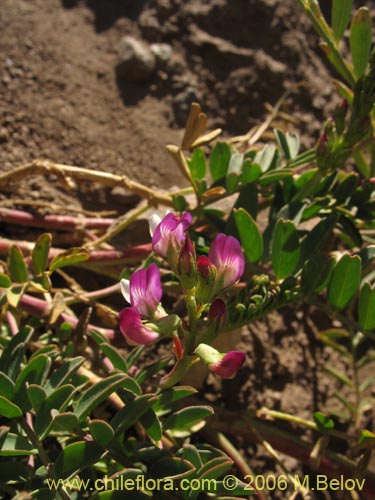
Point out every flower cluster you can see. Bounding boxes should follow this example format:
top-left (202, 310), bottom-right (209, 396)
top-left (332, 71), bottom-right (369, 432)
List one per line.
top-left (119, 212), bottom-right (246, 379)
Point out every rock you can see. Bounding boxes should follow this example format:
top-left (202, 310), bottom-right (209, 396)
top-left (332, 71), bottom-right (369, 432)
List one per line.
top-left (150, 43), bottom-right (172, 65)
top-left (117, 36), bottom-right (156, 82)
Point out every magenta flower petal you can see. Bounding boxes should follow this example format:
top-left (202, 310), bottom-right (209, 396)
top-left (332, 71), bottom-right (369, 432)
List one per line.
top-left (119, 307), bottom-right (159, 345)
top-left (210, 351), bottom-right (245, 379)
top-left (129, 263), bottom-right (162, 318)
top-left (152, 212), bottom-right (192, 258)
top-left (209, 233), bottom-right (245, 288)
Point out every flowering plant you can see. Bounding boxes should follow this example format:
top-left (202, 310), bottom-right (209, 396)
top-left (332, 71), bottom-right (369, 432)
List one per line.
top-left (119, 212), bottom-right (247, 384)
top-left (0, 2), bottom-right (374, 499)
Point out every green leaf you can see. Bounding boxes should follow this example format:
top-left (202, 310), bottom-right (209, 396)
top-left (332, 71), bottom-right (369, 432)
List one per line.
top-left (182, 444), bottom-right (203, 469)
top-left (75, 373), bottom-right (130, 422)
top-left (259, 168), bottom-right (294, 186)
top-left (241, 161), bottom-right (261, 184)
top-left (271, 219), bottom-right (300, 280)
top-left (7, 245), bottom-right (28, 283)
top-left (274, 129), bottom-right (300, 160)
top-left (100, 344), bottom-right (128, 373)
top-left (27, 384), bottom-right (47, 413)
top-left (226, 152), bottom-right (244, 194)
top-left (49, 247), bottom-right (90, 273)
top-left (255, 144), bottom-right (277, 172)
top-left (163, 406), bottom-right (214, 433)
top-left (0, 430), bottom-right (37, 456)
top-left (0, 372), bottom-right (15, 400)
top-left (149, 457), bottom-right (195, 480)
top-left (0, 326), bottom-right (34, 378)
top-left (313, 411), bottom-right (335, 433)
top-left (234, 208), bottom-right (263, 264)
top-left (332, 0), bottom-right (354, 42)
top-left (0, 461), bottom-right (30, 482)
top-left (44, 356), bottom-right (85, 395)
top-left (50, 412), bottom-right (80, 434)
top-left (35, 384), bottom-right (75, 439)
top-left (0, 395), bottom-right (23, 418)
top-left (209, 142), bottom-right (231, 181)
top-left (89, 419), bottom-right (114, 446)
top-left (15, 354), bottom-right (51, 411)
top-left (358, 282), bottom-right (375, 330)
top-left (140, 408), bottom-right (163, 442)
top-left (111, 394), bottom-right (157, 436)
top-left (324, 366), bottom-right (354, 388)
top-left (153, 386), bottom-right (197, 416)
top-left (299, 215), bottom-right (337, 264)
top-left (188, 147), bottom-right (206, 180)
top-left (350, 7), bottom-right (372, 78)
top-left (54, 440), bottom-right (104, 479)
top-left (30, 489), bottom-right (56, 500)
top-left (328, 254), bottom-right (362, 309)
top-left (32, 233), bottom-right (52, 275)
top-left (358, 429), bottom-right (375, 447)
top-left (0, 273), bottom-right (12, 288)
top-left (301, 255), bottom-right (336, 294)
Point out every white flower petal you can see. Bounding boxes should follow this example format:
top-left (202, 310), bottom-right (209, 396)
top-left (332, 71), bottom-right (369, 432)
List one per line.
top-left (149, 213), bottom-right (162, 237)
top-left (120, 279), bottom-right (131, 303)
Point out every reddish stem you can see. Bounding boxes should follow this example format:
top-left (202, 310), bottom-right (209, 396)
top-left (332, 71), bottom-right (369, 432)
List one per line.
top-left (0, 237), bottom-right (152, 264)
top-left (19, 293), bottom-right (126, 346)
top-left (0, 207), bottom-right (115, 231)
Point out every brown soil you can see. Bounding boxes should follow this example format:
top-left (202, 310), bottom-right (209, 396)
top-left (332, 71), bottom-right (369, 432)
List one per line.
top-left (1, 1), bottom-right (374, 499)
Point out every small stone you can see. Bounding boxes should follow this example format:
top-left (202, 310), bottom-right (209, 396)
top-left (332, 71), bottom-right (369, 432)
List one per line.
top-left (117, 36), bottom-right (156, 82)
top-left (150, 43), bottom-right (172, 65)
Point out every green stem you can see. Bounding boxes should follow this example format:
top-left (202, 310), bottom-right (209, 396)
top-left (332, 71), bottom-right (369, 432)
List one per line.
top-left (19, 418), bottom-right (72, 500)
top-left (258, 408), bottom-right (355, 443)
top-left (185, 292), bottom-right (198, 353)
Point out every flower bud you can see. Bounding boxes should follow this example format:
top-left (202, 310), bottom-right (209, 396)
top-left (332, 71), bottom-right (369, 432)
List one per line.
top-left (196, 255), bottom-right (217, 304)
top-left (177, 234), bottom-right (197, 289)
top-left (208, 298), bottom-right (227, 334)
top-left (194, 343), bottom-right (245, 379)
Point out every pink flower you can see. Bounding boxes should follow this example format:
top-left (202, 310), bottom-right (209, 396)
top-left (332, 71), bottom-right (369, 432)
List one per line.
top-left (209, 351), bottom-right (245, 379)
top-left (208, 234), bottom-right (245, 288)
top-left (208, 298), bottom-right (227, 333)
top-left (151, 212), bottom-right (192, 259)
top-left (119, 307), bottom-right (159, 345)
top-left (194, 343), bottom-right (245, 379)
top-left (120, 263), bottom-right (162, 319)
